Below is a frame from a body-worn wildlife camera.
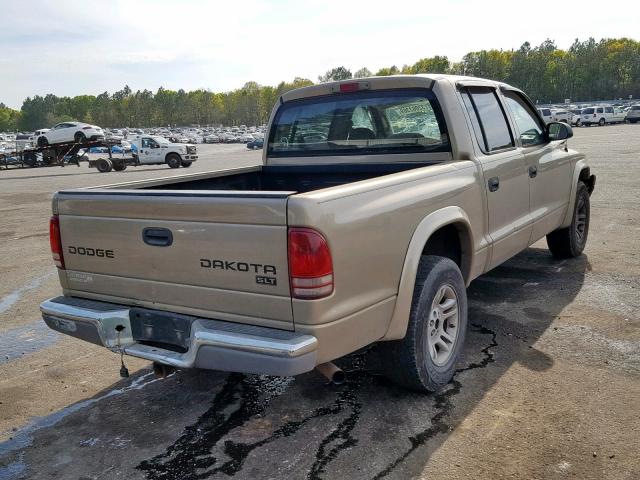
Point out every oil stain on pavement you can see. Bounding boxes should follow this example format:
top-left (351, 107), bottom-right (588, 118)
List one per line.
top-left (136, 324), bottom-right (497, 480)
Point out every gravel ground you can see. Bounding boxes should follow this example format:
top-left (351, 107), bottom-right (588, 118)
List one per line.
top-left (0, 127), bottom-right (638, 480)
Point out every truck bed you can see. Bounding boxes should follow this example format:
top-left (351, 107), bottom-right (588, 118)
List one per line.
top-left (139, 163), bottom-right (431, 194)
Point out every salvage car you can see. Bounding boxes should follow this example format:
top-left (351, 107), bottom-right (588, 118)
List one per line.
top-left (626, 105), bottom-right (640, 123)
top-left (41, 75), bottom-right (594, 392)
top-left (37, 122), bottom-right (104, 146)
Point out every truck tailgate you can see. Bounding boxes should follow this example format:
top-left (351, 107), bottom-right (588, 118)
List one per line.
top-left (55, 190), bottom-right (295, 329)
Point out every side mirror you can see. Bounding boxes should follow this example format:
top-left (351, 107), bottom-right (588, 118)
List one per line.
top-left (547, 121), bottom-right (573, 141)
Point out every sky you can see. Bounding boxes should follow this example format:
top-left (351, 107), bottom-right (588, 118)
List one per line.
top-left (1, 0), bottom-right (639, 109)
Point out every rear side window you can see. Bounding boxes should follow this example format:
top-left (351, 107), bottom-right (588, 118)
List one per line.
top-left (596, 107), bottom-right (604, 113)
top-left (461, 87), bottom-right (514, 153)
top-left (268, 89), bottom-right (450, 157)
top-left (583, 108), bottom-right (594, 114)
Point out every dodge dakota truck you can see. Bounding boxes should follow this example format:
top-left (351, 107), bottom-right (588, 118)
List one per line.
top-left (41, 75), bottom-right (595, 392)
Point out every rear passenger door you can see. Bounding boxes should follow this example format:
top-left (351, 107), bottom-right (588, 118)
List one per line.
top-left (460, 86), bottom-right (532, 270)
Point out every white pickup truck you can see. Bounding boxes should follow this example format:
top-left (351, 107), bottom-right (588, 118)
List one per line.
top-left (90, 135), bottom-right (198, 172)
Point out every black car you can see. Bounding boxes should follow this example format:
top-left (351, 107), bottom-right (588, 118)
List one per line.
top-left (246, 138), bottom-right (264, 149)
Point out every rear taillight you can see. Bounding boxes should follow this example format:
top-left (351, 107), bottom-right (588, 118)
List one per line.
top-left (49, 215), bottom-right (65, 269)
top-left (288, 228), bottom-right (333, 299)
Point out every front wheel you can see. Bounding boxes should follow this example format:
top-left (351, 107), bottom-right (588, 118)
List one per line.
top-left (180, 160), bottom-right (192, 168)
top-left (546, 181), bottom-right (590, 258)
top-left (378, 256), bottom-right (468, 392)
top-left (166, 153), bottom-right (181, 168)
top-left (37, 136), bottom-right (48, 147)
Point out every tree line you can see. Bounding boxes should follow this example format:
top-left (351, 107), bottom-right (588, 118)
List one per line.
top-left (2, 37), bottom-right (639, 132)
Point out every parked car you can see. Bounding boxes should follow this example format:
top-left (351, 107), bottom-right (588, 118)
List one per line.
top-left (626, 105), bottom-right (640, 123)
top-left (551, 110), bottom-right (572, 123)
top-left (14, 134), bottom-right (34, 151)
top-left (37, 122), bottom-right (105, 146)
top-left (536, 107), bottom-right (553, 124)
top-left (246, 138), bottom-right (264, 149)
top-left (569, 109), bottom-right (583, 126)
top-left (41, 74), bottom-right (594, 393)
top-left (609, 106), bottom-right (627, 123)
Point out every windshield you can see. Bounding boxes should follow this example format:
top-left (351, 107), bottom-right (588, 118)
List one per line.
top-left (153, 136), bottom-right (170, 144)
top-left (268, 89), bottom-right (449, 157)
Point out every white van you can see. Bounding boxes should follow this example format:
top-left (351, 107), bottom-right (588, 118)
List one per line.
top-left (580, 105), bottom-right (624, 126)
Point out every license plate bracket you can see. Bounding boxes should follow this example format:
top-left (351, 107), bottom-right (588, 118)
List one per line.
top-left (129, 308), bottom-right (194, 352)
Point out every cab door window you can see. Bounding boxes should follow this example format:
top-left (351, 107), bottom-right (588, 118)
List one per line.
top-left (461, 87), bottom-right (514, 153)
top-left (142, 138), bottom-right (158, 149)
top-left (502, 91), bottom-right (546, 147)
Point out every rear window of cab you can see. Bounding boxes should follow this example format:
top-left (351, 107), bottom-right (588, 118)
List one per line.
top-left (268, 89), bottom-right (450, 157)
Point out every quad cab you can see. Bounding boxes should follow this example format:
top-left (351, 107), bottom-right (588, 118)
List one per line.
top-left (41, 75), bottom-right (594, 392)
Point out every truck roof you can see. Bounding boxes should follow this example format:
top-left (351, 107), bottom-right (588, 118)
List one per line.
top-left (280, 74), bottom-right (518, 103)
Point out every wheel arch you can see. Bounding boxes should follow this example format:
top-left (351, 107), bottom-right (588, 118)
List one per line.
top-left (381, 206), bottom-right (475, 341)
top-left (560, 160), bottom-right (596, 228)
top-left (165, 152), bottom-right (182, 163)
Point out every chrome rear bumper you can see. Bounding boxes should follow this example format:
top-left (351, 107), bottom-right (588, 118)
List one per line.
top-left (40, 296), bottom-right (317, 376)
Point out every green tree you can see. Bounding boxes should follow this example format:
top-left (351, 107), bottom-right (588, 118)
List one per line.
top-left (354, 67), bottom-right (373, 78)
top-left (318, 66), bottom-right (353, 82)
top-left (375, 65), bottom-right (400, 76)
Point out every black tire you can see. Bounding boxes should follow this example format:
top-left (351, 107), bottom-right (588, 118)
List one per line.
top-left (166, 153), bottom-right (181, 168)
top-left (23, 152), bottom-right (38, 167)
top-left (180, 160), bottom-right (192, 168)
top-left (74, 132), bottom-right (86, 144)
top-left (378, 256), bottom-right (468, 392)
top-left (598, 118), bottom-right (605, 126)
top-left (96, 159), bottom-right (112, 173)
top-left (37, 136), bottom-right (48, 147)
top-left (112, 162), bottom-right (127, 171)
top-left (546, 181), bottom-right (590, 258)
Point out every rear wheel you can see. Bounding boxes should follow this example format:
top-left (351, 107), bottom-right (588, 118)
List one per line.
top-left (74, 132), bottom-right (86, 144)
top-left (96, 158), bottom-right (113, 173)
top-left (378, 256), bottom-right (468, 392)
top-left (598, 118), bottom-right (605, 126)
top-left (112, 162), bottom-right (127, 171)
top-left (546, 181), bottom-right (590, 258)
top-left (23, 152), bottom-right (37, 167)
top-left (166, 153), bottom-right (181, 168)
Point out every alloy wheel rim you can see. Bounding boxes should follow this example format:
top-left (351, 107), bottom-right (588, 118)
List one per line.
top-left (575, 195), bottom-right (587, 245)
top-left (426, 284), bottom-right (460, 366)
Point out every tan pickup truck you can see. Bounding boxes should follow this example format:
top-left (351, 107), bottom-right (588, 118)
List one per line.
top-left (41, 75), bottom-right (595, 392)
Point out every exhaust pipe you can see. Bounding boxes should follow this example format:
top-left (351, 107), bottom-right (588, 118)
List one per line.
top-left (316, 362), bottom-right (346, 385)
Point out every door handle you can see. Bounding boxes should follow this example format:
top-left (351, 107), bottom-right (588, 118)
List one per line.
top-left (142, 227), bottom-right (173, 247)
top-left (529, 166), bottom-right (538, 178)
top-left (488, 177), bottom-right (500, 192)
